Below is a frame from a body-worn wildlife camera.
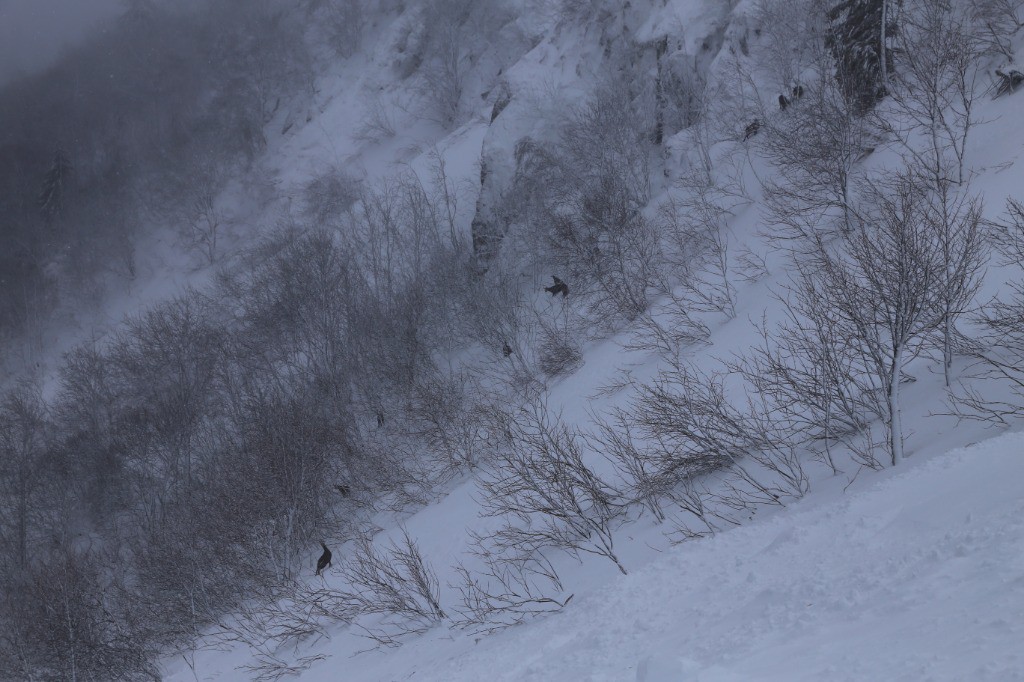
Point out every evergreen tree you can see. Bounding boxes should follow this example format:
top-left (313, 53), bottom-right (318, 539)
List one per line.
top-left (37, 148), bottom-right (72, 223)
top-left (827, 0), bottom-right (897, 114)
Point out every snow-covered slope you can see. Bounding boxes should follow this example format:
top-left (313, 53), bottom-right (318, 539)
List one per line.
top-left (205, 433), bottom-right (1021, 682)
top-left (20, 0), bottom-right (1024, 678)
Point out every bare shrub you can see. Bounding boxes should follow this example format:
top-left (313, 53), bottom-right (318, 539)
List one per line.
top-left (589, 416), bottom-right (672, 523)
top-left (452, 551), bottom-right (568, 633)
top-left (660, 186), bottom-right (740, 320)
top-left (219, 579), bottom-right (352, 682)
top-left (537, 317), bottom-right (584, 378)
top-left (342, 528), bottom-right (447, 646)
top-left (625, 360), bottom-right (809, 507)
top-left (355, 92), bottom-right (400, 143)
top-left (477, 403), bottom-right (628, 575)
top-left (626, 301), bottom-right (711, 359)
top-left (408, 370), bottom-right (490, 476)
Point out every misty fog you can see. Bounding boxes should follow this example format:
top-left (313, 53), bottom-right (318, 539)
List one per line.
top-left (0, 0), bottom-right (123, 84)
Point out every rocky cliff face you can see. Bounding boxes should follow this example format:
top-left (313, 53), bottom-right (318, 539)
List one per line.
top-left (469, 0), bottom-right (739, 265)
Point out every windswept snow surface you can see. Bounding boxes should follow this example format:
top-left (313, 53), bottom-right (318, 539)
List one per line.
top-left (166, 435), bottom-right (1024, 681)
top-left (396, 435), bottom-right (1024, 682)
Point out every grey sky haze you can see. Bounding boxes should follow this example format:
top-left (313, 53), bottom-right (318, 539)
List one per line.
top-left (0, 0), bottom-right (123, 84)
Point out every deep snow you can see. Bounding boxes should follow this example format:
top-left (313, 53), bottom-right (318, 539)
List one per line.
top-left (16, 0), bottom-right (1021, 678)
top-left (164, 434), bottom-right (1024, 682)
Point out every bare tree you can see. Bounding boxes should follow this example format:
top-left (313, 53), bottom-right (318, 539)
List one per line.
top-left (924, 184), bottom-right (987, 386)
top-left (735, 300), bottom-right (881, 474)
top-left (321, 0), bottom-right (366, 58)
top-left (419, 24), bottom-right (466, 127)
top-left (0, 548), bottom-right (158, 682)
top-left (801, 171), bottom-right (946, 464)
top-left (509, 74), bottom-right (660, 323)
top-left (953, 199), bottom-right (1024, 421)
top-left (884, 0), bottom-right (981, 187)
top-left (0, 382), bottom-right (52, 571)
top-left (760, 65), bottom-right (878, 239)
top-left (875, 0), bottom-right (988, 385)
top-left (754, 0), bottom-right (827, 91)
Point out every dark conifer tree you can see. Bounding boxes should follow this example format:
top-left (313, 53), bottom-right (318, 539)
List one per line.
top-left (827, 0), bottom-right (898, 114)
top-left (37, 148), bottom-right (72, 224)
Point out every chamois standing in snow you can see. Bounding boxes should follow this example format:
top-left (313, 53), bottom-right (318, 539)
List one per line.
top-left (545, 275), bottom-right (569, 297)
top-left (315, 541), bottom-right (332, 576)
top-left (744, 119), bottom-right (761, 140)
top-left (995, 68), bottom-right (1024, 97)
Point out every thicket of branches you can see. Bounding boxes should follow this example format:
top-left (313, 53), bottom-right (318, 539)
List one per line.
top-left (503, 71), bottom-right (661, 324)
top-left (0, 158), bottom-right (490, 677)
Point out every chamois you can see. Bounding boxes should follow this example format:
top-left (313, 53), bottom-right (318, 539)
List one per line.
top-left (315, 541), bottom-right (332, 576)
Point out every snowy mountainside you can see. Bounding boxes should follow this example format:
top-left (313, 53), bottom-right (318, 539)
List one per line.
top-left (4, 0), bottom-right (1024, 679)
top-left (146, 0), bottom-right (1024, 679)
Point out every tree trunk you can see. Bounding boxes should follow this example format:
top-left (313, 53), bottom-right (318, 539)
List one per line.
top-left (880, 0), bottom-right (889, 96)
top-left (888, 344), bottom-right (904, 465)
top-left (943, 313), bottom-right (953, 387)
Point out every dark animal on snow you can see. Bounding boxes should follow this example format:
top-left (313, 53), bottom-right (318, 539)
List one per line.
top-left (995, 69), bottom-right (1024, 97)
top-left (744, 119), bottom-right (761, 140)
top-left (779, 94), bottom-right (790, 111)
top-left (792, 84), bottom-right (804, 99)
top-left (545, 275), bottom-right (569, 297)
top-left (315, 541), bottom-right (332, 576)
top-left (336, 484), bottom-right (350, 497)
top-left (502, 342), bottom-right (514, 357)
top-left (376, 411), bottom-right (385, 428)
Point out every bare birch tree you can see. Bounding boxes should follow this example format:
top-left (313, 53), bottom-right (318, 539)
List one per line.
top-left (804, 171), bottom-right (945, 464)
